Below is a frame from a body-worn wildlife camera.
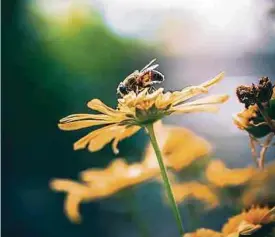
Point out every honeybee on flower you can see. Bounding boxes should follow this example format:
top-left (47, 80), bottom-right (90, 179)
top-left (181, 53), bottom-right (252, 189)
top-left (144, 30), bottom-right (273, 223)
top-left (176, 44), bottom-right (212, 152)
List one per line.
top-left (116, 59), bottom-right (165, 97)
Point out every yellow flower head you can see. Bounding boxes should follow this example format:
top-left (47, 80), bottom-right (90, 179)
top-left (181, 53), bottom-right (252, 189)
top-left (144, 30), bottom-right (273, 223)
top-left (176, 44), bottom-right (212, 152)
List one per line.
top-left (144, 124), bottom-right (211, 171)
top-left (222, 206), bottom-right (275, 236)
top-left (206, 160), bottom-right (256, 187)
top-left (50, 157), bottom-right (160, 223)
top-left (171, 181), bottom-right (219, 209)
top-left (184, 228), bottom-right (223, 237)
top-left (241, 162), bottom-right (275, 207)
top-left (58, 71), bottom-right (228, 154)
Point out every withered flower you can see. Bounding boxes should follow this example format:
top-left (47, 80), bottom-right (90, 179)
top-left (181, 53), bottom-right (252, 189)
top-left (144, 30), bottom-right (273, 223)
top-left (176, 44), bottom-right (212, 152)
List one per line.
top-left (234, 78), bottom-right (275, 168)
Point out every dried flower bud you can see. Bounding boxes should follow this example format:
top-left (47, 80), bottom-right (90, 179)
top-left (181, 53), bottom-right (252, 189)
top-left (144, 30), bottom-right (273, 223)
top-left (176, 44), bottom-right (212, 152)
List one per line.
top-left (258, 77), bottom-right (273, 103)
top-left (236, 85), bottom-right (257, 108)
top-left (236, 77), bottom-right (274, 108)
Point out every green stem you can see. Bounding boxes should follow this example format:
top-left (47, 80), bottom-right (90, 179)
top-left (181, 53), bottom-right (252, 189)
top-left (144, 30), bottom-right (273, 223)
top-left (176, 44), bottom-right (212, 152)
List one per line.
top-left (256, 102), bottom-right (275, 135)
top-left (145, 123), bottom-right (184, 236)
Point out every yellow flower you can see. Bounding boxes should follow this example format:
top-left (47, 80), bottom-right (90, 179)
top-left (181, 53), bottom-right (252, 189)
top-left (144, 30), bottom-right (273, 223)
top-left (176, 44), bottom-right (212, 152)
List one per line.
top-left (144, 124), bottom-right (211, 171)
top-left (50, 157), bottom-right (160, 223)
top-left (183, 228), bottom-right (223, 237)
top-left (222, 206), bottom-right (275, 236)
top-left (58, 72), bottom-right (228, 154)
top-left (232, 105), bottom-right (258, 130)
top-left (171, 181), bottom-right (219, 209)
top-left (241, 162), bottom-right (275, 207)
top-left (206, 160), bottom-right (256, 187)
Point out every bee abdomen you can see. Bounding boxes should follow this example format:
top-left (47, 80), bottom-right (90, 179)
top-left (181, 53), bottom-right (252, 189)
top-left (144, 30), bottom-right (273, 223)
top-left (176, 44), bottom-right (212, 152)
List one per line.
top-left (152, 70), bottom-right (164, 82)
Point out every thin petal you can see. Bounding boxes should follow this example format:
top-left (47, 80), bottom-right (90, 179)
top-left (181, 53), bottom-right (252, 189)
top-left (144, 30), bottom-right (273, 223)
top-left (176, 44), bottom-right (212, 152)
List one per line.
top-left (172, 104), bottom-right (221, 114)
top-left (58, 119), bottom-right (115, 131)
top-left (112, 126), bottom-right (141, 154)
top-left (73, 124), bottom-right (119, 151)
top-left (200, 72), bottom-right (225, 88)
top-left (181, 94), bottom-right (229, 106)
top-left (171, 86), bottom-right (208, 106)
top-left (60, 113), bottom-right (111, 122)
top-left (87, 99), bottom-right (124, 117)
top-left (171, 72), bottom-right (225, 106)
top-left (172, 94), bottom-right (229, 114)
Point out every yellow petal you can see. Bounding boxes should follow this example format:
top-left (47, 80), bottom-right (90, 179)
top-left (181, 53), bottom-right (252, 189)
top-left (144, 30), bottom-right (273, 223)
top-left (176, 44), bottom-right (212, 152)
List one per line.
top-left (170, 86), bottom-right (208, 106)
top-left (200, 72), bottom-right (225, 88)
top-left (112, 126), bottom-right (141, 154)
top-left (171, 72), bottom-right (225, 106)
top-left (58, 119), bottom-right (114, 131)
top-left (87, 125), bottom-right (123, 152)
top-left (87, 99), bottom-right (123, 117)
top-left (172, 104), bottom-right (221, 114)
top-left (64, 194), bottom-right (82, 223)
top-left (184, 228), bottom-right (223, 237)
top-left (60, 113), bottom-right (111, 123)
top-left (50, 179), bottom-right (92, 223)
top-left (73, 124), bottom-right (120, 151)
top-left (172, 181), bottom-right (219, 208)
top-left (181, 94), bottom-right (229, 107)
top-left (206, 160), bottom-right (255, 187)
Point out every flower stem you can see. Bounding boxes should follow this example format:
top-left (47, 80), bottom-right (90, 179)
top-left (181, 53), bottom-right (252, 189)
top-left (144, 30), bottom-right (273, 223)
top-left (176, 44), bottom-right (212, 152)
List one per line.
top-left (145, 123), bottom-right (184, 236)
top-left (256, 102), bottom-right (275, 135)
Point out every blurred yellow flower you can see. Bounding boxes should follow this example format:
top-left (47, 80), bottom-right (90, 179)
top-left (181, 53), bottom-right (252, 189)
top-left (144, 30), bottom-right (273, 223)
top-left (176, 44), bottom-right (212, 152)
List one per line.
top-left (183, 228), bottom-right (223, 237)
top-left (171, 181), bottom-right (219, 209)
top-left (206, 160), bottom-right (256, 187)
top-left (241, 162), bottom-right (275, 207)
top-left (50, 157), bottom-right (160, 223)
top-left (144, 125), bottom-right (211, 171)
top-left (222, 206), bottom-right (275, 236)
top-left (58, 72), bottom-right (228, 154)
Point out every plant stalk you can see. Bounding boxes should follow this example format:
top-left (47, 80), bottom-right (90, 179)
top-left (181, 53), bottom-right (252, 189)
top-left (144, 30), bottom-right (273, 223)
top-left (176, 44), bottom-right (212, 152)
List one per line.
top-left (145, 123), bottom-right (184, 236)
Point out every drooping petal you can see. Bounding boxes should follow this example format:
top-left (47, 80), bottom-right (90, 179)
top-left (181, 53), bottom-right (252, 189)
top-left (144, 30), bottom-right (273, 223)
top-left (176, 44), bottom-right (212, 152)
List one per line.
top-left (172, 181), bottom-right (219, 208)
top-left (64, 194), bottom-right (82, 223)
top-left (112, 126), bottom-right (141, 154)
top-left (87, 125), bottom-right (122, 152)
top-left (50, 179), bottom-right (92, 223)
top-left (206, 160), bottom-right (255, 187)
top-left (58, 119), bottom-right (115, 131)
top-left (73, 124), bottom-right (120, 151)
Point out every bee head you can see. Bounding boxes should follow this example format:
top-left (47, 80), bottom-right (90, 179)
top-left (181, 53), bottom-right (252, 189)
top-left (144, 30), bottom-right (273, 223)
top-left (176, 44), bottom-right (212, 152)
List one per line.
top-left (117, 82), bottom-right (128, 97)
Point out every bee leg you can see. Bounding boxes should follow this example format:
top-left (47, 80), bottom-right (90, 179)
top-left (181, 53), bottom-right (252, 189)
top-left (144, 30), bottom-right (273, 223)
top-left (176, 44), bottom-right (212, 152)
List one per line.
top-left (148, 86), bottom-right (156, 94)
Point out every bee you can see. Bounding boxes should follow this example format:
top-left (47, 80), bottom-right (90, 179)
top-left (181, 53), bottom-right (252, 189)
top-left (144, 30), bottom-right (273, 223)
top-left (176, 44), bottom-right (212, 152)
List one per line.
top-left (117, 59), bottom-right (165, 97)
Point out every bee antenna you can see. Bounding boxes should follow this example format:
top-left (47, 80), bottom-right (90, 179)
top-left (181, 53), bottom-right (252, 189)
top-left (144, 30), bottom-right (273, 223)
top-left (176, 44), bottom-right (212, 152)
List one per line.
top-left (141, 58), bottom-right (157, 72)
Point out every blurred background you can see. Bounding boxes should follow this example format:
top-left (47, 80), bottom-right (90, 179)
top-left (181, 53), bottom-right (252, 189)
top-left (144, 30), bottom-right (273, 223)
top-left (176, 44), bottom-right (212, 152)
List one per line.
top-left (2, 0), bottom-right (275, 237)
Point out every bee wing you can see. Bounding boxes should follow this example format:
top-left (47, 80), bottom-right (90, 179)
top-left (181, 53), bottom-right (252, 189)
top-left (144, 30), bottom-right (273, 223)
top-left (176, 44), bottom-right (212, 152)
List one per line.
top-left (144, 64), bottom-right (159, 72)
top-left (140, 59), bottom-right (157, 72)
